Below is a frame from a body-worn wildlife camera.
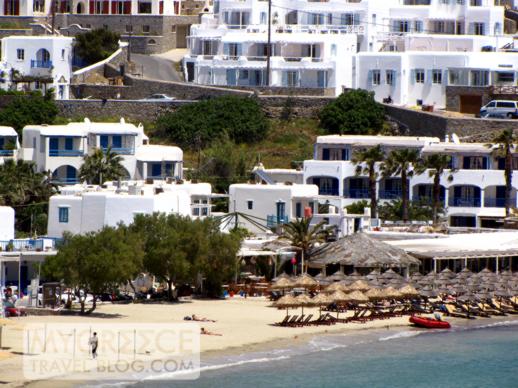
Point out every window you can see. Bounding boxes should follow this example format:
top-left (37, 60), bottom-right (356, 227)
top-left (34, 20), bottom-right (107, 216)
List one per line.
top-left (58, 207), bottom-right (69, 223)
top-left (260, 12), bottom-right (267, 25)
top-left (473, 22), bottom-right (485, 35)
top-left (496, 72), bottom-right (514, 84)
top-left (247, 200), bottom-right (253, 210)
top-left (138, 1), bottom-right (152, 13)
top-left (414, 20), bottom-right (423, 33)
top-left (126, 25), bottom-right (133, 32)
top-left (415, 69), bottom-right (425, 83)
top-left (192, 208), bottom-right (200, 216)
top-left (386, 70), bottom-right (394, 85)
top-left (142, 25), bottom-right (150, 33)
top-left (432, 70), bottom-right (442, 84)
top-left (17, 49), bottom-right (24, 60)
top-left (171, 25), bottom-right (176, 32)
top-left (372, 70), bottom-right (381, 85)
top-left (295, 202), bottom-right (302, 218)
top-left (285, 71), bottom-right (298, 87)
top-left (61, 49), bottom-right (65, 60)
top-left (471, 70), bottom-right (489, 86)
top-left (201, 208), bottom-right (208, 216)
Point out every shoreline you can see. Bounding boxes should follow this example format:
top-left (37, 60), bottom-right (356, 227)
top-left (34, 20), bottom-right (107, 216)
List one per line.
top-left (1, 299), bottom-right (517, 387)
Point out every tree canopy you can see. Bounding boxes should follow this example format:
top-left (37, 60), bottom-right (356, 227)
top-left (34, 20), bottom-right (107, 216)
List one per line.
top-left (0, 93), bottom-right (58, 134)
top-left (154, 96), bottom-right (269, 150)
top-left (43, 226), bottom-right (144, 313)
top-left (78, 147), bottom-right (127, 185)
top-left (319, 89), bottom-right (385, 135)
top-left (74, 29), bottom-right (120, 65)
top-left (0, 159), bottom-right (55, 234)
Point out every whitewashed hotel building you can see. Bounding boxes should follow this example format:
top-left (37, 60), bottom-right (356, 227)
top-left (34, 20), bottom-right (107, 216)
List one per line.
top-left (0, 36), bottom-right (74, 99)
top-left (303, 134), bottom-right (518, 228)
top-left (184, 0), bottom-right (510, 96)
top-left (21, 119), bottom-right (183, 184)
top-left (47, 180), bottom-right (212, 237)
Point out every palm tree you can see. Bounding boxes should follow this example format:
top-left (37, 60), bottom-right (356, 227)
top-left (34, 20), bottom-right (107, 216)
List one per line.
top-left (280, 218), bottom-right (326, 273)
top-left (79, 147), bottom-right (126, 185)
top-left (422, 154), bottom-right (456, 225)
top-left (486, 129), bottom-right (517, 217)
top-left (382, 149), bottom-right (422, 222)
top-left (352, 145), bottom-right (385, 218)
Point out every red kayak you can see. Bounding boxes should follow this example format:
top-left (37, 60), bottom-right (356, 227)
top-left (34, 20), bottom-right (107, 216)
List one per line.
top-left (409, 315), bottom-right (451, 329)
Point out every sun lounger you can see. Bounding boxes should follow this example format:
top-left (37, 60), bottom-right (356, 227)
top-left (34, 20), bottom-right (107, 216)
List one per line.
top-left (459, 303), bottom-right (489, 318)
top-left (492, 299), bottom-right (518, 314)
top-left (276, 315), bottom-right (291, 326)
top-left (286, 315), bottom-right (299, 326)
top-left (444, 304), bottom-right (475, 319)
top-left (477, 303), bottom-right (506, 316)
top-left (299, 314), bottom-right (313, 326)
top-left (289, 315), bottom-right (305, 327)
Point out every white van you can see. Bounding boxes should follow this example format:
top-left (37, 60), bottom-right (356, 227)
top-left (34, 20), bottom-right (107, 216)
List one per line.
top-left (480, 100), bottom-right (518, 119)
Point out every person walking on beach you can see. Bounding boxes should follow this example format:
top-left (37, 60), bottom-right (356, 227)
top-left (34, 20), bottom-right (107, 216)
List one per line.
top-left (89, 332), bottom-right (98, 359)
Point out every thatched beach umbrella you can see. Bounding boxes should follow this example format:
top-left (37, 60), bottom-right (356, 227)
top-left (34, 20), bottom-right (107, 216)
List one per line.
top-left (294, 274), bottom-right (318, 289)
top-left (273, 294), bottom-right (298, 316)
top-left (366, 269), bottom-right (380, 281)
top-left (271, 277), bottom-right (294, 290)
top-left (312, 293), bottom-right (333, 317)
top-left (347, 280), bottom-right (370, 292)
top-left (383, 286), bottom-right (403, 299)
top-left (271, 272), bottom-right (290, 282)
top-left (325, 281), bottom-right (347, 293)
top-left (326, 270), bottom-right (347, 282)
top-left (399, 284), bottom-right (418, 298)
top-left (295, 294), bottom-right (314, 315)
top-left (346, 291), bottom-right (369, 303)
top-left (365, 288), bottom-right (384, 301)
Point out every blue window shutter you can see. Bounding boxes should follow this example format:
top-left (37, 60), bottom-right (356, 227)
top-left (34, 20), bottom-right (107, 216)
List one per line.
top-left (342, 149), bottom-right (347, 160)
top-left (353, 13), bottom-right (360, 25)
top-left (112, 135), bottom-right (122, 148)
top-left (367, 70), bottom-right (373, 85)
top-left (66, 166), bottom-right (75, 180)
top-left (237, 44), bottom-right (242, 56)
top-left (49, 137), bottom-right (59, 150)
top-left (323, 148), bottom-right (330, 160)
top-left (454, 186), bottom-right (461, 198)
top-left (0, 138), bottom-right (4, 149)
top-left (100, 135), bottom-right (108, 148)
top-left (65, 137), bottom-right (73, 150)
top-left (463, 157), bottom-right (470, 169)
top-left (410, 69), bottom-right (415, 85)
top-left (482, 157), bottom-right (488, 170)
top-left (498, 158), bottom-right (505, 170)
top-left (296, 202), bottom-right (302, 218)
top-left (151, 163), bottom-right (161, 177)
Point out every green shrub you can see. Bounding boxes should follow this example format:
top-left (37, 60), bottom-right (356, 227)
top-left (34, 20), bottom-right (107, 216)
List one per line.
top-left (0, 94), bottom-right (58, 133)
top-left (74, 29), bottom-right (120, 65)
top-left (155, 96), bottom-right (269, 149)
top-left (319, 89), bottom-right (385, 135)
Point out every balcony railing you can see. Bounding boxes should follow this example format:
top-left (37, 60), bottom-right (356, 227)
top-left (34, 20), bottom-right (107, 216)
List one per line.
top-left (52, 177), bottom-right (79, 185)
top-left (49, 149), bottom-right (83, 157)
top-left (267, 214), bottom-right (289, 228)
top-left (484, 197), bottom-right (515, 208)
top-left (379, 190), bottom-right (403, 200)
top-left (318, 188), bottom-right (339, 196)
top-left (101, 147), bottom-right (134, 155)
top-left (449, 197), bottom-right (481, 207)
top-left (0, 239), bottom-right (44, 251)
top-left (345, 189), bottom-right (369, 199)
top-left (0, 149), bottom-right (14, 156)
top-left (31, 60), bottom-right (53, 69)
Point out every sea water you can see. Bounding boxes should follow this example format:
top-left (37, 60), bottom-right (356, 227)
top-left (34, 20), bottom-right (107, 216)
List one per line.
top-left (100, 320), bottom-right (518, 388)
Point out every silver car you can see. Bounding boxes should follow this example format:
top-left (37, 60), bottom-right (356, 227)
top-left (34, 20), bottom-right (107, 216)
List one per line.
top-left (480, 100), bottom-right (518, 119)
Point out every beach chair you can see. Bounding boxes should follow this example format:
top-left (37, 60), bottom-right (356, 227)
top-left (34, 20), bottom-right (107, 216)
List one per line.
top-left (276, 315), bottom-right (291, 326)
top-left (492, 299), bottom-right (518, 314)
top-left (286, 315), bottom-right (299, 326)
top-left (478, 302), bottom-right (506, 316)
top-left (299, 314), bottom-right (313, 326)
top-left (444, 304), bottom-right (475, 319)
top-left (289, 315), bottom-right (305, 327)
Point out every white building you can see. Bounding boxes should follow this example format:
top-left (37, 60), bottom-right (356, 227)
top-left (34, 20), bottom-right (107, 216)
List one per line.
top-left (0, 36), bottom-right (73, 99)
top-left (228, 182), bottom-right (369, 236)
top-left (21, 118), bottom-right (183, 185)
top-left (0, 126), bottom-right (21, 163)
top-left (303, 134), bottom-right (518, 228)
top-left (0, 0), bottom-right (181, 16)
top-left (47, 179), bottom-right (212, 237)
top-left (0, 207), bottom-right (15, 241)
top-left (184, 0), bottom-right (509, 96)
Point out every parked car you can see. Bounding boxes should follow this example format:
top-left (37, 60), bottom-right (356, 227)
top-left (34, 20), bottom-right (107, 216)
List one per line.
top-left (142, 94), bottom-right (175, 101)
top-left (480, 100), bottom-right (518, 119)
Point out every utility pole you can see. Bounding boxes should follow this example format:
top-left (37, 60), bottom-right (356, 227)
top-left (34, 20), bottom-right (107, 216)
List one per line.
top-left (265, 0), bottom-right (272, 86)
top-left (127, 12), bottom-right (133, 62)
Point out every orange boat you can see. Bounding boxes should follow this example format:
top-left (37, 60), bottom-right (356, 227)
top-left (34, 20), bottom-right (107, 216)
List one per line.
top-left (409, 315), bottom-right (451, 329)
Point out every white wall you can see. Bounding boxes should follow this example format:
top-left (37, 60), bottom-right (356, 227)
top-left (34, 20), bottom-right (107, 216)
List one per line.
top-left (0, 207), bottom-right (15, 240)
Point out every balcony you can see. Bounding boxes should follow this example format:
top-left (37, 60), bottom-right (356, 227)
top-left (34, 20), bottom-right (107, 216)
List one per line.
top-left (345, 189), bottom-right (369, 199)
top-left (379, 190), bottom-right (403, 200)
top-left (267, 214), bottom-right (289, 228)
top-left (484, 197), bottom-right (516, 208)
top-left (52, 177), bottom-right (79, 185)
top-left (31, 60), bottom-right (52, 69)
top-left (318, 187), bottom-right (339, 196)
top-left (101, 147), bottom-right (135, 155)
top-left (49, 149), bottom-right (83, 157)
top-left (449, 197), bottom-right (481, 207)
top-left (0, 149), bottom-right (14, 156)
top-left (0, 239), bottom-right (44, 251)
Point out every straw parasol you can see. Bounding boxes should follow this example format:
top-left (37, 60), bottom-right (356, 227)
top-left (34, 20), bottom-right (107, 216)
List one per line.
top-left (380, 268), bottom-right (403, 280)
top-left (326, 270), bottom-right (347, 282)
top-left (271, 277), bottom-right (294, 290)
top-left (273, 294), bottom-right (298, 316)
top-left (312, 293), bottom-right (333, 317)
top-left (347, 280), bottom-right (370, 292)
top-left (399, 284), bottom-right (418, 298)
top-left (295, 294), bottom-right (314, 315)
top-left (330, 290), bottom-right (349, 303)
top-left (293, 274), bottom-right (318, 289)
top-left (345, 291), bottom-right (369, 303)
top-left (383, 286), bottom-right (403, 299)
top-left (365, 288), bottom-right (384, 301)
top-left (271, 272), bottom-right (290, 282)
top-left (325, 281), bottom-right (347, 293)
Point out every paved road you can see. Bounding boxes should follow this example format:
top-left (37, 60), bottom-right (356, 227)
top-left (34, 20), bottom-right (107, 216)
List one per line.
top-left (130, 54), bottom-right (182, 82)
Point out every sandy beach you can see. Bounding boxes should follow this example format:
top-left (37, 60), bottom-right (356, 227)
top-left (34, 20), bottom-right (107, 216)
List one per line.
top-left (0, 297), bottom-right (513, 387)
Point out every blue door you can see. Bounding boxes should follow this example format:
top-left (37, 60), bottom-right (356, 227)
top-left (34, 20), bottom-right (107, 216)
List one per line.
top-left (276, 201), bottom-right (286, 222)
top-left (100, 135), bottom-right (109, 149)
top-left (112, 135), bottom-right (122, 149)
top-left (49, 137), bottom-right (59, 151)
top-left (151, 163), bottom-right (161, 177)
top-left (65, 137), bottom-right (73, 150)
top-left (66, 166), bottom-right (76, 183)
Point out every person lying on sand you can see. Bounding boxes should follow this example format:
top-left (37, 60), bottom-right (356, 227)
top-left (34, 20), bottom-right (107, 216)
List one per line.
top-left (201, 327), bottom-right (222, 336)
top-left (192, 314), bottom-right (216, 322)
